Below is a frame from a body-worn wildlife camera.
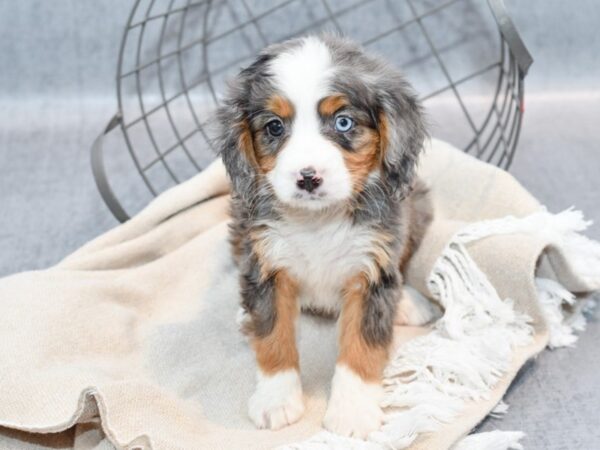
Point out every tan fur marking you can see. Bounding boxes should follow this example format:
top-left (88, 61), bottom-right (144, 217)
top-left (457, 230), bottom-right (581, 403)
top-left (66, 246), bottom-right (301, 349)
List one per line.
top-left (377, 112), bottom-right (389, 162)
top-left (370, 231), bottom-right (394, 278)
top-left (267, 95), bottom-right (295, 120)
top-left (318, 94), bottom-right (349, 117)
top-left (252, 124), bottom-right (278, 174)
top-left (343, 127), bottom-right (380, 193)
top-left (238, 103), bottom-right (284, 174)
top-left (338, 274), bottom-right (389, 382)
top-left (238, 121), bottom-right (258, 169)
top-left (254, 140), bottom-right (277, 174)
top-left (250, 229), bottom-right (276, 281)
top-left (252, 270), bottom-right (300, 374)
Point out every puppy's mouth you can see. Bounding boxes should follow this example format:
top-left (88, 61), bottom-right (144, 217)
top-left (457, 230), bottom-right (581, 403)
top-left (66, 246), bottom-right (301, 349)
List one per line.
top-left (292, 191), bottom-right (327, 200)
top-left (288, 190), bottom-right (335, 210)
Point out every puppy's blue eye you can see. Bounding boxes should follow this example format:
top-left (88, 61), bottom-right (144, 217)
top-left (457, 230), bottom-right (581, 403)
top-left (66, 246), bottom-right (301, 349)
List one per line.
top-left (266, 119), bottom-right (284, 137)
top-left (334, 115), bottom-right (354, 133)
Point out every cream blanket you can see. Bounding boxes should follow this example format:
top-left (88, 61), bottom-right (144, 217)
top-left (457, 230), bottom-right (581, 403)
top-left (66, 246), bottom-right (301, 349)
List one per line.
top-left (1, 139), bottom-right (599, 450)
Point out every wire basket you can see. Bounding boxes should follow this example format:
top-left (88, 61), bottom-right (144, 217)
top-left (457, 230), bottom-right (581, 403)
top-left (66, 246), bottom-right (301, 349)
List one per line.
top-left (92, 0), bottom-right (532, 222)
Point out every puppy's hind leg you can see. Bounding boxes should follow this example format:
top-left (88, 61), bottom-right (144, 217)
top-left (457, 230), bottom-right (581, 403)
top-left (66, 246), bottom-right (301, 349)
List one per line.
top-left (241, 262), bottom-right (304, 430)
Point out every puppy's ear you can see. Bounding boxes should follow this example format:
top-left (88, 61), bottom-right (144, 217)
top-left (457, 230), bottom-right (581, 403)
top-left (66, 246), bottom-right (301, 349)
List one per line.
top-left (376, 74), bottom-right (427, 200)
top-left (216, 92), bottom-right (257, 201)
top-left (216, 55), bottom-right (272, 201)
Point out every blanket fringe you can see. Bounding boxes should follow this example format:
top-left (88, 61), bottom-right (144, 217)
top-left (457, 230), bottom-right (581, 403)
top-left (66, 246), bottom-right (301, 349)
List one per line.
top-left (537, 277), bottom-right (596, 349)
top-left (489, 400), bottom-right (509, 418)
top-left (288, 209), bottom-right (598, 450)
top-left (452, 431), bottom-right (525, 450)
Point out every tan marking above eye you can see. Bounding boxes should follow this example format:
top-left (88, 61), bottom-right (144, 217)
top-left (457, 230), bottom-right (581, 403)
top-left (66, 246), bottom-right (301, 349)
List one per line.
top-left (318, 94), bottom-right (349, 117)
top-left (266, 95), bottom-right (295, 120)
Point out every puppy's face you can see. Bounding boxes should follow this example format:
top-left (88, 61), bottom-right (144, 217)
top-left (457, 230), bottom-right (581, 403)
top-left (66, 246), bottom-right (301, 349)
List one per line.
top-left (219, 36), bottom-right (425, 212)
top-left (253, 40), bottom-right (379, 210)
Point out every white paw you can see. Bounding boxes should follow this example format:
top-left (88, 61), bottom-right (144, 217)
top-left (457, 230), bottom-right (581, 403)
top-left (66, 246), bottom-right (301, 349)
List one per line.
top-left (323, 365), bottom-right (383, 439)
top-left (248, 369), bottom-right (304, 430)
top-left (395, 285), bottom-right (442, 326)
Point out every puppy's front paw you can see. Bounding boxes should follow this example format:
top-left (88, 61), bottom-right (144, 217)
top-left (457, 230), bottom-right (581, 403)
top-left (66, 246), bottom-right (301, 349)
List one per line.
top-left (323, 365), bottom-right (383, 439)
top-left (248, 369), bottom-right (304, 430)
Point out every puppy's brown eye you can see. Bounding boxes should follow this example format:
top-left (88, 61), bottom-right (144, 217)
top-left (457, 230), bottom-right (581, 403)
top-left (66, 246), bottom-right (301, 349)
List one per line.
top-left (266, 119), bottom-right (284, 137)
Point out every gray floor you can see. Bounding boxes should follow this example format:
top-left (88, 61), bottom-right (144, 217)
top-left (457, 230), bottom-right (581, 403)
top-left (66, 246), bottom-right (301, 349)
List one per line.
top-left (1, 0), bottom-right (599, 448)
top-left (476, 96), bottom-right (600, 448)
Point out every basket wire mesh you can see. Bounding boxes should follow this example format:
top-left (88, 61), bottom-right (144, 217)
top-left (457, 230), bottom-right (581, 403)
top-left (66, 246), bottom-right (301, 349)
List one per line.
top-left (92, 0), bottom-right (532, 222)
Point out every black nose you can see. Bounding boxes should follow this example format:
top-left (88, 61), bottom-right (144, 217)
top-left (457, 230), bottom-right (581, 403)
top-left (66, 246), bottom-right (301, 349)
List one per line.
top-left (297, 167), bottom-right (321, 193)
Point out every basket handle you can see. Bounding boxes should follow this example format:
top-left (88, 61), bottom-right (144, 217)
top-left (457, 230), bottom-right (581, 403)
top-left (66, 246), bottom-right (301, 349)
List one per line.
top-left (91, 113), bottom-right (131, 223)
top-left (488, 0), bottom-right (533, 76)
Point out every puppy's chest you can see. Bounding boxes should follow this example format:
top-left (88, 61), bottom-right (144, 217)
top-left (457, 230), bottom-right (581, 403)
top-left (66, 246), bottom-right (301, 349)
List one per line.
top-left (259, 218), bottom-right (377, 310)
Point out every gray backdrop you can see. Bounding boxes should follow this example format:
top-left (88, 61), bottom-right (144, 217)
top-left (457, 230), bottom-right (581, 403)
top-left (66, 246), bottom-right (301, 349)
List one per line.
top-left (0, 1), bottom-right (599, 449)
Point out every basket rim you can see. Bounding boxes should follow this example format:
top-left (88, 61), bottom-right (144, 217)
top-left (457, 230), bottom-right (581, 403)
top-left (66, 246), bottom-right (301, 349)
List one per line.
top-left (93, 0), bottom-right (533, 222)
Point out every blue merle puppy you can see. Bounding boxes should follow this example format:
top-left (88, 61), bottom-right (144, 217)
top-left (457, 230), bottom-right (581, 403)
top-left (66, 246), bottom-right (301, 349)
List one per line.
top-left (217, 35), bottom-right (433, 439)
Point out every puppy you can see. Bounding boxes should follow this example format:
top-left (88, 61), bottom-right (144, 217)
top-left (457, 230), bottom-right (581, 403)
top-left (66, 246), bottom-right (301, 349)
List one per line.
top-left (217, 35), bottom-right (430, 439)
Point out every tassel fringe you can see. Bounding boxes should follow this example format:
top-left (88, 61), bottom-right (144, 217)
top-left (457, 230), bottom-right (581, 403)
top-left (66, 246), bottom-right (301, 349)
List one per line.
top-left (287, 209), bottom-right (600, 450)
top-left (452, 431), bottom-right (525, 450)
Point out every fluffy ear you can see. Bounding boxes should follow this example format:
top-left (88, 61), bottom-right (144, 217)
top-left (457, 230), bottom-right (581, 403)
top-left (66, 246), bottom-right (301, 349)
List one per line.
top-left (376, 74), bottom-right (427, 200)
top-left (216, 54), bottom-right (273, 202)
top-left (216, 88), bottom-right (257, 202)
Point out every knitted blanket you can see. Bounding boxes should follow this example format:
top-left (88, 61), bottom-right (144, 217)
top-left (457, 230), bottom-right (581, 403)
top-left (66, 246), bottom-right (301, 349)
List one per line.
top-left (1, 139), bottom-right (599, 450)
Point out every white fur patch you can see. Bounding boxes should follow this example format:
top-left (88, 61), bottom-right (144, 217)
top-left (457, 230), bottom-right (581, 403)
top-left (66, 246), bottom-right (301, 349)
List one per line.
top-left (235, 306), bottom-right (252, 336)
top-left (259, 210), bottom-right (380, 314)
top-left (248, 369), bottom-right (304, 430)
top-left (267, 37), bottom-right (352, 209)
top-left (323, 364), bottom-right (384, 439)
top-left (269, 36), bottom-right (332, 108)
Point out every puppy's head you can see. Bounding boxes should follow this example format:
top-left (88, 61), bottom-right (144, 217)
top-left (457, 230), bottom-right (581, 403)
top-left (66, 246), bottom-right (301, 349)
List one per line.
top-left (218, 35), bottom-right (426, 211)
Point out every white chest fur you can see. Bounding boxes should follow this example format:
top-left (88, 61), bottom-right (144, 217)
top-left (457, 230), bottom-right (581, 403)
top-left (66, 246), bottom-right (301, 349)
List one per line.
top-left (259, 214), bottom-right (378, 314)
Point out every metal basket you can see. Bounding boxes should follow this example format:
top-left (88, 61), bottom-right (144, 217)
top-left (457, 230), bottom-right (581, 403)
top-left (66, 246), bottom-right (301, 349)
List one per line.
top-left (92, 0), bottom-right (532, 222)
